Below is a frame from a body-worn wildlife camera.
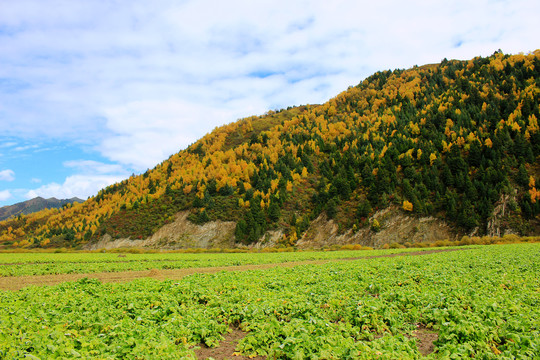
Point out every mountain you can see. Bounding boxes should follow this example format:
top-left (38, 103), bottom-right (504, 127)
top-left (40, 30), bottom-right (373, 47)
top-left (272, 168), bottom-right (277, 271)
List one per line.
top-left (1, 50), bottom-right (539, 249)
top-left (0, 197), bottom-right (83, 222)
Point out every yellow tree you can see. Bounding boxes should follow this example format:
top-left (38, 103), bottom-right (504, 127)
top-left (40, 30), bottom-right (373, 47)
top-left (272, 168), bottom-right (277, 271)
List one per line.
top-left (429, 153), bottom-right (437, 166)
top-left (403, 200), bottom-right (413, 212)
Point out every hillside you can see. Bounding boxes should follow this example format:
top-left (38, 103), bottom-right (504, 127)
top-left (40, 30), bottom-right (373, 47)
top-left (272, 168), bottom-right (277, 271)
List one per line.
top-left (1, 50), bottom-right (539, 249)
top-left (0, 197), bottom-right (83, 222)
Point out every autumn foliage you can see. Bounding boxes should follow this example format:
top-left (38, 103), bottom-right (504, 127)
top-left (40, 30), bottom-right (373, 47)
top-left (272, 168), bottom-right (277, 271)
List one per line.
top-left (1, 50), bottom-right (539, 248)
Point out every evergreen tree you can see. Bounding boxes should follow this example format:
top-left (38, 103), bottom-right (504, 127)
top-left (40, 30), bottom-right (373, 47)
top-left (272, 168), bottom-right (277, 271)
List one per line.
top-left (326, 199), bottom-right (337, 219)
top-left (516, 164), bottom-right (529, 187)
top-left (268, 201), bottom-right (281, 222)
top-left (356, 200), bottom-right (372, 219)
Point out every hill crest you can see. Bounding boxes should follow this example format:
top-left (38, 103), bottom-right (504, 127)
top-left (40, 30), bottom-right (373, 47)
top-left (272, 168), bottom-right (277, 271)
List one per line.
top-left (1, 50), bottom-right (539, 249)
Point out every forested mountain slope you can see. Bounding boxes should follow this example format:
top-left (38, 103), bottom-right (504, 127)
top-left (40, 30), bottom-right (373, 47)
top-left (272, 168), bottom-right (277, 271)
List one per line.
top-left (1, 50), bottom-right (539, 249)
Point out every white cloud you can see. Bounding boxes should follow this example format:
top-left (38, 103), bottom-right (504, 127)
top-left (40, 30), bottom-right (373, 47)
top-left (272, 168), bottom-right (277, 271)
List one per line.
top-left (0, 190), bottom-right (12, 201)
top-left (0, 169), bottom-right (15, 182)
top-left (0, 0), bottom-right (539, 174)
top-left (13, 144), bottom-right (39, 152)
top-left (100, 99), bottom-right (262, 170)
top-left (25, 174), bottom-right (125, 200)
top-left (0, 142), bottom-right (17, 148)
top-left (24, 159), bottom-right (129, 200)
top-left (63, 160), bottom-right (126, 175)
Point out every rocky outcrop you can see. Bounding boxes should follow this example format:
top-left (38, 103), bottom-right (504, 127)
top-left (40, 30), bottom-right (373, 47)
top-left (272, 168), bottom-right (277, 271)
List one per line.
top-left (297, 206), bottom-right (459, 249)
top-left (486, 191), bottom-right (519, 237)
top-left (87, 206), bottom-right (461, 250)
top-left (85, 211), bottom-right (236, 250)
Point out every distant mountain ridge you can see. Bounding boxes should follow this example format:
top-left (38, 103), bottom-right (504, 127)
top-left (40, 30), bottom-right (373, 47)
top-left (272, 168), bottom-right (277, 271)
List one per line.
top-left (0, 197), bottom-right (83, 221)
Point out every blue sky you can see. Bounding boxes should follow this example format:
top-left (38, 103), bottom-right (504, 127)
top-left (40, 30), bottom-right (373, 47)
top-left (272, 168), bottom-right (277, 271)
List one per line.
top-left (0, 0), bottom-right (539, 206)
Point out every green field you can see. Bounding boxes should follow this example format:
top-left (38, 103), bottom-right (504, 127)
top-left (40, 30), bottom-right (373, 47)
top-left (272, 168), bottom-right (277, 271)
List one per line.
top-left (0, 247), bottom-right (437, 277)
top-left (1, 243), bottom-right (539, 359)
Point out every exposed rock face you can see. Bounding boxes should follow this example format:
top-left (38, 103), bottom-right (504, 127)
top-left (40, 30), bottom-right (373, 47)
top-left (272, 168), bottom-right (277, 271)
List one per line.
top-left (87, 207), bottom-right (460, 250)
top-left (85, 211), bottom-right (236, 250)
top-left (252, 230), bottom-right (285, 248)
top-left (297, 206), bottom-right (459, 249)
top-left (486, 191), bottom-right (519, 237)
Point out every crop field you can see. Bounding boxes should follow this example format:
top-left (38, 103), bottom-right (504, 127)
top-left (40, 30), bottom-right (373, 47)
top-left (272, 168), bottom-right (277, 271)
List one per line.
top-left (0, 247), bottom-right (440, 277)
top-left (1, 243), bottom-right (539, 359)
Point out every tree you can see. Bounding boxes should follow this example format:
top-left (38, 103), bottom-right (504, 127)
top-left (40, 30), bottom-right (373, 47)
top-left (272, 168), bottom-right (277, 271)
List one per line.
top-left (429, 152), bottom-right (437, 166)
top-left (218, 184), bottom-right (234, 196)
top-left (403, 200), bottom-right (413, 212)
top-left (268, 201), bottom-right (281, 222)
top-left (402, 179), bottom-right (413, 199)
top-left (371, 219), bottom-right (381, 232)
top-left (235, 219), bottom-right (248, 240)
top-left (197, 210), bottom-right (210, 224)
top-left (332, 176), bottom-right (351, 200)
top-left (356, 200), bottom-right (372, 219)
top-left (326, 199), bottom-right (337, 219)
top-left (457, 200), bottom-right (478, 230)
top-left (516, 164), bottom-right (529, 187)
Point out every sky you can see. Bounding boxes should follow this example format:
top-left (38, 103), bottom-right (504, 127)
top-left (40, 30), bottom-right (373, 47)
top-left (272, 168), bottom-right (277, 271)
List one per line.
top-left (0, 0), bottom-right (539, 206)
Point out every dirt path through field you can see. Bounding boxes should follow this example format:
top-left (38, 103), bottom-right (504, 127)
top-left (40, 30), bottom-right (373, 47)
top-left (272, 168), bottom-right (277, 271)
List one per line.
top-left (0, 248), bottom-right (465, 291)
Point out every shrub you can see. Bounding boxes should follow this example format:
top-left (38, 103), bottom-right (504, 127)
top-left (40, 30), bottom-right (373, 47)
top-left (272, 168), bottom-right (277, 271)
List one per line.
top-left (502, 234), bottom-right (520, 243)
top-left (460, 235), bottom-right (471, 245)
top-left (371, 219), bottom-right (381, 232)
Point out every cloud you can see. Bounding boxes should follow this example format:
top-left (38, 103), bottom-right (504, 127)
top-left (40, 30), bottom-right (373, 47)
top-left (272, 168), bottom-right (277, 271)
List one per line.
top-left (0, 142), bottom-right (17, 148)
top-left (25, 160), bottom-right (129, 200)
top-left (0, 0), bottom-right (538, 175)
top-left (25, 174), bottom-right (125, 200)
top-left (0, 169), bottom-right (15, 181)
top-left (100, 99), bottom-right (262, 170)
top-left (13, 144), bottom-right (39, 152)
top-left (0, 190), bottom-right (12, 201)
top-left (63, 160), bottom-right (126, 175)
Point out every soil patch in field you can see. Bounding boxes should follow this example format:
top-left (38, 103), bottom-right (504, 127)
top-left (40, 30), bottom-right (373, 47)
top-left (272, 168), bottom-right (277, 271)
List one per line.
top-left (411, 325), bottom-right (438, 356)
top-left (341, 248), bottom-right (466, 261)
top-left (194, 328), bottom-right (265, 360)
top-left (147, 268), bottom-right (161, 277)
top-left (0, 248), bottom-right (466, 291)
